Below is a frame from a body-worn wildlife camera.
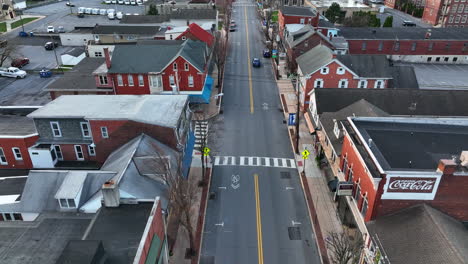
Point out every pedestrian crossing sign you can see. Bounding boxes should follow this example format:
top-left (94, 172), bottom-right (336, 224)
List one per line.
top-left (203, 147), bottom-right (211, 156)
top-left (301, 149), bottom-right (310, 159)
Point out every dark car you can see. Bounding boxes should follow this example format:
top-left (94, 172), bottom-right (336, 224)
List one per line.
top-left (44, 42), bottom-right (59, 50)
top-left (77, 13), bottom-right (85, 18)
top-left (263, 49), bottom-right (271, 58)
top-left (403, 21), bottom-right (416, 27)
top-left (229, 24), bottom-right (236, 32)
top-left (252, 58), bottom-right (261, 67)
top-left (66, 1), bottom-right (75, 6)
top-left (11, 58), bottom-right (30, 68)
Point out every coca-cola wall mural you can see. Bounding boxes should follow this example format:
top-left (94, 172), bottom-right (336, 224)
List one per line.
top-left (381, 173), bottom-right (442, 200)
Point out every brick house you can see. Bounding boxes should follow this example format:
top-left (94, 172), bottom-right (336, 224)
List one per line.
top-left (278, 6), bottom-right (319, 38)
top-left (26, 95), bottom-right (194, 176)
top-left (296, 45), bottom-right (418, 111)
top-left (105, 39), bottom-right (214, 103)
top-left (340, 27), bottom-right (468, 64)
top-left (340, 116), bottom-right (468, 223)
top-left (176, 23), bottom-right (214, 47)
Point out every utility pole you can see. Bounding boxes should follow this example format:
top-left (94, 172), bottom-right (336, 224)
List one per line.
top-left (19, 14), bottom-right (25, 32)
top-left (295, 76), bottom-right (301, 154)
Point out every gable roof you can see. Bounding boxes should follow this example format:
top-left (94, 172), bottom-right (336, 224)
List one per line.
top-left (28, 95), bottom-right (188, 128)
top-left (280, 6), bottom-right (316, 17)
top-left (285, 24), bottom-right (316, 48)
top-left (92, 24), bottom-right (162, 35)
top-left (297, 44), bottom-right (334, 75)
top-left (336, 54), bottom-right (393, 78)
top-left (178, 23), bottom-right (214, 46)
top-left (314, 88), bottom-right (468, 116)
top-left (366, 204), bottom-right (468, 264)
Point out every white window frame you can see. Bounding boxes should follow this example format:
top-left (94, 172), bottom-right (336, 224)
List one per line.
top-left (0, 147), bottom-right (7, 165)
top-left (117, 74), bottom-right (123, 86)
top-left (300, 18), bottom-right (305, 24)
top-left (169, 75), bottom-right (175, 86)
top-left (101, 127), bottom-right (109, 138)
top-left (74, 145), bottom-right (84, 161)
top-left (336, 67), bottom-right (345, 75)
top-left (128, 75), bottom-right (134, 86)
top-left (361, 195), bottom-right (368, 217)
top-left (138, 74), bottom-right (144, 86)
top-left (50, 121), bottom-right (62, 137)
top-left (184, 63), bottom-right (189, 71)
top-left (358, 80), bottom-right (367, 88)
top-left (88, 145), bottom-right (96, 156)
top-left (173, 63), bottom-right (178, 71)
top-left (333, 121), bottom-right (340, 138)
top-left (54, 145), bottom-right (63, 161)
top-left (354, 182), bottom-right (361, 202)
top-left (94, 51), bottom-right (103, 57)
top-left (80, 122), bottom-right (91, 138)
top-left (188, 75), bottom-right (194, 87)
top-left (11, 147), bottom-right (22, 160)
top-left (150, 75), bottom-right (163, 88)
top-left (314, 79), bottom-right (324, 88)
top-left (99, 75), bottom-right (108, 85)
top-left (58, 198), bottom-right (76, 209)
top-left (338, 79), bottom-right (348, 88)
top-left (320, 67), bottom-right (329, 75)
top-left (374, 80), bottom-right (384, 88)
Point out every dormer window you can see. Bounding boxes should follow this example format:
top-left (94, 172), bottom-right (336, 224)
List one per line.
top-left (334, 120), bottom-right (340, 138)
top-left (173, 63), bottom-right (178, 71)
top-left (320, 67), bottom-right (329, 74)
top-left (55, 171), bottom-right (87, 210)
top-left (59, 199), bottom-right (76, 208)
top-left (337, 67), bottom-right (345, 75)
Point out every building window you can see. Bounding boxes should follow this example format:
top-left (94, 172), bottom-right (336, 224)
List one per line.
top-left (300, 18), bottom-right (305, 24)
top-left (0, 148), bottom-right (7, 165)
top-left (342, 158), bottom-right (348, 176)
top-left (314, 79), bottom-right (324, 88)
top-left (117, 75), bottom-right (123, 86)
top-left (348, 167), bottom-right (353, 182)
top-left (320, 67), bottom-right (329, 74)
top-left (361, 196), bottom-right (368, 217)
top-left (337, 67), bottom-right (345, 75)
top-left (436, 57), bottom-right (441, 62)
top-left (98, 75), bottom-right (108, 85)
top-left (150, 75), bottom-right (163, 88)
top-left (338, 79), bottom-right (348, 88)
top-left (427, 57), bottom-right (432, 62)
top-left (74, 145), bottom-right (84, 161)
top-left (173, 63), bottom-right (178, 71)
top-left (11, 148), bottom-right (22, 160)
top-left (94, 51), bottom-right (103, 57)
top-left (449, 15), bottom-right (455, 23)
top-left (169, 75), bottom-right (175, 86)
top-left (188, 76), bottom-right (194, 87)
top-left (361, 41), bottom-right (367, 51)
top-left (459, 4), bottom-right (464, 12)
top-left (54, 145), bottom-right (63, 160)
top-left (128, 75), bottom-right (134, 86)
top-left (80, 122), bottom-right (91, 138)
top-left (375, 80), bottom-right (384, 88)
top-left (444, 57), bottom-right (449, 62)
top-left (101, 127), bottom-right (108, 138)
top-left (59, 199), bottom-right (67, 207)
top-left (354, 183), bottom-right (361, 202)
top-left (13, 213), bottom-right (22, 221)
top-left (358, 80), bottom-right (367, 88)
top-left (456, 15), bottom-right (462, 22)
top-left (465, 5), bottom-right (468, 12)
top-left (138, 75), bottom-right (144, 86)
top-left (169, 35), bottom-right (173, 40)
top-left (453, 57), bottom-right (458, 62)
top-left (394, 41), bottom-right (400, 51)
top-left (88, 145), bottom-right (96, 156)
top-left (50, 121), bottom-right (62, 137)
top-left (378, 41), bottom-right (383, 51)
top-left (184, 62), bottom-right (189, 71)
top-left (462, 15), bottom-right (468, 22)
top-left (428, 42), bottom-right (434, 51)
top-left (453, 4), bottom-right (458, 13)
top-left (59, 198), bottom-right (76, 209)
top-left (411, 42), bottom-right (417, 51)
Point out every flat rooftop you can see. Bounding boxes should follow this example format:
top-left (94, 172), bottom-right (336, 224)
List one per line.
top-left (85, 203), bottom-right (153, 264)
top-left (0, 217), bottom-right (92, 264)
top-left (352, 117), bottom-right (468, 170)
top-left (0, 176), bottom-right (27, 198)
top-left (310, 0), bottom-right (368, 8)
top-left (395, 63), bottom-right (468, 90)
top-left (339, 27), bottom-right (468, 40)
top-left (0, 114), bottom-right (36, 136)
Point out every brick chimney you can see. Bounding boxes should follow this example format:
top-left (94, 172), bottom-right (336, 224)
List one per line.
top-left (437, 159), bottom-right (457, 175)
top-left (102, 180), bottom-right (120, 207)
top-left (104, 48), bottom-right (111, 69)
top-left (425, 29), bottom-right (432, 39)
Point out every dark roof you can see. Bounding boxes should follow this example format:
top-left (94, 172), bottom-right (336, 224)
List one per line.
top-left (92, 24), bottom-right (161, 35)
top-left (0, 176), bottom-right (27, 196)
top-left (137, 39), bottom-right (182, 45)
top-left (339, 27), bottom-right (468, 40)
top-left (337, 54), bottom-right (393, 78)
top-left (318, 18), bottom-right (335, 28)
top-left (109, 39), bottom-right (206, 73)
top-left (314, 89), bottom-right (468, 116)
top-left (85, 203), bottom-right (153, 264)
top-left (120, 9), bottom-right (216, 24)
top-left (318, 99), bottom-right (389, 155)
top-left (280, 6), bottom-right (316, 17)
top-left (388, 65), bottom-right (419, 88)
top-left (55, 240), bottom-right (105, 264)
top-left (120, 14), bottom-right (170, 24)
top-left (63, 47), bottom-right (85, 57)
top-left (352, 117), bottom-right (468, 170)
top-left (0, 114), bottom-right (37, 136)
top-left (367, 204), bottom-right (468, 264)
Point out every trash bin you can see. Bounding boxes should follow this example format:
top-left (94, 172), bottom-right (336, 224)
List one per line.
top-left (19, 31), bottom-right (28, 37)
top-left (39, 69), bottom-right (52, 78)
top-left (29, 32), bottom-right (34, 37)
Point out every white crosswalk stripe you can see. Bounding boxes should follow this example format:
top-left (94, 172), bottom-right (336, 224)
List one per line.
top-left (213, 156), bottom-right (296, 169)
top-left (194, 121), bottom-right (209, 149)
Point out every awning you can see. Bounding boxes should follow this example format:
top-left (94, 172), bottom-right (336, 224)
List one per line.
top-left (189, 75), bottom-right (213, 104)
top-left (304, 112), bottom-right (315, 134)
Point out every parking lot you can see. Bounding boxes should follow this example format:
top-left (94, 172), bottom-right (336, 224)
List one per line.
top-left (0, 74), bottom-right (55, 105)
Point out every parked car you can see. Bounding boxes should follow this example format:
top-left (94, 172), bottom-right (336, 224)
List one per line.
top-left (263, 49), bottom-right (271, 58)
top-left (107, 9), bottom-right (115, 14)
top-left (111, 0), bottom-right (117, 3)
top-left (105, 0), bottom-right (111, 3)
top-left (252, 58), bottom-right (261, 67)
top-left (78, 6), bottom-right (85, 13)
top-left (136, 0), bottom-right (143, 5)
top-left (47, 26), bottom-right (55, 33)
top-left (78, 13), bottom-right (85, 18)
top-left (100, 9), bottom-right (107, 15)
top-left (85, 8), bottom-right (92, 14)
top-left (0, 67), bottom-right (27, 79)
top-left (229, 24), bottom-right (236, 32)
top-left (403, 20), bottom-right (416, 27)
top-left (57, 26), bottom-right (65, 33)
top-left (11, 58), bottom-right (29, 68)
top-left (124, 0), bottom-right (130, 4)
top-left (130, 0), bottom-right (136, 4)
top-left (65, 1), bottom-right (75, 6)
top-left (108, 12), bottom-right (115, 19)
top-left (44, 41), bottom-right (59, 50)
top-left (92, 8), bottom-right (99, 15)
top-left (116, 11), bottom-right (123, 19)
top-left (118, 0), bottom-right (124, 4)
top-left (125, 12), bottom-right (131, 15)
top-left (133, 13), bottom-right (139, 15)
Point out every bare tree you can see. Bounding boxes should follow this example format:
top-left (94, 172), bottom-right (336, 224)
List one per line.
top-left (192, 112), bottom-right (217, 185)
top-left (213, 31), bottom-right (228, 87)
top-left (221, 0), bottom-right (233, 34)
top-left (0, 40), bottom-right (20, 67)
top-left (326, 230), bottom-right (364, 264)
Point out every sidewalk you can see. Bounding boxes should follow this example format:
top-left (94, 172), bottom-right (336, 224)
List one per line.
top-left (277, 80), bottom-right (343, 263)
top-left (193, 65), bottom-right (222, 120)
top-left (2, 15), bottom-right (44, 32)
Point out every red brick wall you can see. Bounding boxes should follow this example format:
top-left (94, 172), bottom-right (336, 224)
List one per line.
top-left (137, 200), bottom-right (165, 264)
top-left (422, 0), bottom-right (442, 25)
top-left (279, 11), bottom-right (319, 38)
top-left (288, 34), bottom-right (334, 71)
top-left (57, 143), bottom-right (93, 161)
top-left (385, 0), bottom-right (396, 8)
top-left (347, 39), bottom-right (468, 55)
top-left (161, 56), bottom-right (206, 92)
top-left (112, 73), bottom-right (151, 95)
top-left (0, 135), bottom-right (38, 169)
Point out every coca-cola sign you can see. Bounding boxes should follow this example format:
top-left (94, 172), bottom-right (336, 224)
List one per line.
top-left (387, 177), bottom-right (437, 193)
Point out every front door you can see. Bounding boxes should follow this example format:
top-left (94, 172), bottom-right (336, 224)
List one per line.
top-left (149, 75), bottom-right (163, 94)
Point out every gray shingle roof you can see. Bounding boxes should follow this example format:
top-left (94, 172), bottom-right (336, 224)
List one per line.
top-left (366, 204), bottom-right (468, 264)
top-left (120, 9), bottom-right (216, 24)
top-left (339, 27), bottom-right (468, 40)
top-left (92, 25), bottom-right (161, 35)
top-left (388, 65), bottom-right (419, 88)
top-left (280, 6), bottom-right (316, 17)
top-left (337, 54), bottom-right (393, 78)
top-left (0, 114), bottom-right (37, 136)
top-left (286, 24), bottom-right (316, 48)
top-left (297, 44), bottom-right (333, 75)
top-left (64, 47), bottom-right (85, 57)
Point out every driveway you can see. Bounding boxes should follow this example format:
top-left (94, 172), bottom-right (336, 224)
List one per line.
top-left (15, 44), bottom-right (74, 70)
top-left (0, 74), bottom-right (55, 106)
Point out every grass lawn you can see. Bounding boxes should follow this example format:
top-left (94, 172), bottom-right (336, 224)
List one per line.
top-left (11, 17), bottom-right (39, 29)
top-left (271, 10), bottom-right (278, 22)
top-left (0, 22), bottom-right (6, 32)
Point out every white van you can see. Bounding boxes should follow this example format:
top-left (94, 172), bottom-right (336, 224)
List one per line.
top-left (108, 12), bottom-right (115, 19)
top-left (107, 9), bottom-right (115, 14)
top-left (100, 9), bottom-right (107, 15)
top-left (78, 7), bottom-right (85, 14)
top-left (116, 11), bottom-right (123, 19)
top-left (92, 8), bottom-right (99, 15)
top-left (85, 8), bottom-right (92, 14)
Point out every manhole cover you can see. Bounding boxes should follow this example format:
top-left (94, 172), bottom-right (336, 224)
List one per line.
top-left (281, 172), bottom-right (291, 179)
top-left (288, 227), bottom-right (301, 240)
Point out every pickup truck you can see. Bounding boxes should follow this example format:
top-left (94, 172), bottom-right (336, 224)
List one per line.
top-left (0, 67), bottom-right (27, 79)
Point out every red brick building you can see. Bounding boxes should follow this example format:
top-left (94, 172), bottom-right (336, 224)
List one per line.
top-left (340, 27), bottom-right (468, 63)
top-left (176, 23), bottom-right (214, 47)
top-left (278, 6), bottom-right (319, 38)
top-left (340, 116), bottom-right (468, 222)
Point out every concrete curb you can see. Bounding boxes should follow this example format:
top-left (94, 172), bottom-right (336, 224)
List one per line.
top-left (194, 166), bottom-right (213, 264)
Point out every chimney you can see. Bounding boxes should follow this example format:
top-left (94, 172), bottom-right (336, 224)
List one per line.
top-left (368, 138), bottom-right (373, 147)
top-left (329, 33), bottom-right (333, 41)
top-left (104, 48), bottom-right (111, 69)
top-left (102, 180), bottom-right (120, 207)
top-left (425, 29), bottom-right (432, 39)
top-left (437, 159), bottom-right (457, 175)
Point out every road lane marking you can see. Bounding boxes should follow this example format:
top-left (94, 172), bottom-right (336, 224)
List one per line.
top-left (244, 5), bottom-right (254, 114)
top-left (213, 156), bottom-right (297, 168)
top-left (254, 174), bottom-right (264, 264)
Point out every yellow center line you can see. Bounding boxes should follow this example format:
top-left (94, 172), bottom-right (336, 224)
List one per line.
top-left (254, 173), bottom-right (264, 264)
top-left (244, 6), bottom-right (254, 114)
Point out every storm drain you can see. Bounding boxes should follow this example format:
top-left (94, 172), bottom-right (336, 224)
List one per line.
top-left (288, 227), bottom-right (302, 240)
top-left (281, 172), bottom-right (291, 179)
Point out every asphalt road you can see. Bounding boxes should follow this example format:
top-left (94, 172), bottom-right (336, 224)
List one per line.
top-left (0, 74), bottom-right (54, 105)
top-left (375, 5), bottom-right (432, 28)
top-left (200, 1), bottom-right (321, 264)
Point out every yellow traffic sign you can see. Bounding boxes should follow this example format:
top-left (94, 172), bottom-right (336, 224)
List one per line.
top-left (203, 147), bottom-right (211, 156)
top-left (301, 149), bottom-right (310, 159)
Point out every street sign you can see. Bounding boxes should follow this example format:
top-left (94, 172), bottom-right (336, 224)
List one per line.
top-left (288, 113), bottom-right (296, 126)
top-left (337, 181), bottom-right (354, 196)
top-left (301, 149), bottom-right (310, 159)
top-left (203, 147), bottom-right (210, 156)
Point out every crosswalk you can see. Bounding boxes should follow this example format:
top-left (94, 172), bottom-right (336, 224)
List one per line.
top-left (194, 121), bottom-right (208, 149)
top-left (214, 156), bottom-right (296, 169)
